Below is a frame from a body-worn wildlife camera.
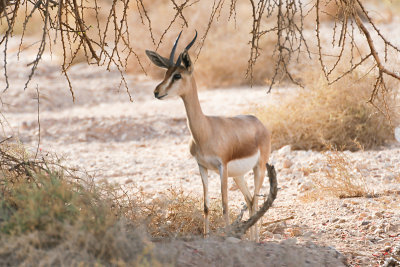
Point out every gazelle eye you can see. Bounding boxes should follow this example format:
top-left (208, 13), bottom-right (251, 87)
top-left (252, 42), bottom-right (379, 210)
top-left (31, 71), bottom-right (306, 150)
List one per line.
top-left (173, 73), bottom-right (182, 80)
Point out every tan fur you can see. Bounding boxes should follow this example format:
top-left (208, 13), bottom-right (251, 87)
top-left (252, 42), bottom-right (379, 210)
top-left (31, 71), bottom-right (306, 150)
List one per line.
top-left (149, 50), bottom-right (271, 242)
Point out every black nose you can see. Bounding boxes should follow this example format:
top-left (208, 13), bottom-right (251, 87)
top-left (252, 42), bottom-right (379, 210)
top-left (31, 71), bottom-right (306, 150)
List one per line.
top-left (154, 91), bottom-right (159, 98)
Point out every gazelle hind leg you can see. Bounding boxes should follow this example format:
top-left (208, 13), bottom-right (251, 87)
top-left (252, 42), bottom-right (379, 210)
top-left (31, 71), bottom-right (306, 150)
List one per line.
top-left (198, 164), bottom-right (210, 237)
top-left (233, 176), bottom-right (254, 239)
top-left (253, 163), bottom-right (266, 242)
top-left (218, 164), bottom-right (230, 228)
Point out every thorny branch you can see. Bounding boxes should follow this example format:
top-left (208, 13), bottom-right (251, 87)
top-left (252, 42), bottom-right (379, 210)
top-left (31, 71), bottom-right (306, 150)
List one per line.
top-left (1, 0), bottom-right (138, 101)
top-left (312, 0), bottom-right (400, 104)
top-left (0, 0), bottom-right (399, 103)
top-left (241, 0), bottom-right (400, 104)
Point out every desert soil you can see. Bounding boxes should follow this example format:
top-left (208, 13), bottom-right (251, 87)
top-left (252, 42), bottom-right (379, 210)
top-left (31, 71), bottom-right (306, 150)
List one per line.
top-left (1, 38), bottom-right (400, 266)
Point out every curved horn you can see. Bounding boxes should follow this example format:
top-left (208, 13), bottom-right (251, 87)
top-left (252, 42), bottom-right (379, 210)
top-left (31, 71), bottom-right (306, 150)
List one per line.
top-left (185, 30), bottom-right (198, 51)
top-left (169, 31), bottom-right (182, 65)
top-left (175, 54), bottom-right (182, 67)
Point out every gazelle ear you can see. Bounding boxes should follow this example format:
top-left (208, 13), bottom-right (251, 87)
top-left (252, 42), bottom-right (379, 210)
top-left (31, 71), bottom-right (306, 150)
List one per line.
top-left (181, 51), bottom-right (193, 73)
top-left (145, 50), bottom-right (170, 69)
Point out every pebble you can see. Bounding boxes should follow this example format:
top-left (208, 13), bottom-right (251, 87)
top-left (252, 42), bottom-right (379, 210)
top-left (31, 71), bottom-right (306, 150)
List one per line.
top-left (303, 231), bottom-right (315, 238)
top-left (278, 145), bottom-right (291, 156)
top-left (330, 218), bottom-right (339, 223)
top-left (262, 231), bottom-right (274, 238)
top-left (283, 159), bottom-right (293, 168)
top-left (298, 181), bottom-right (313, 192)
top-left (373, 228), bottom-right (384, 235)
top-left (225, 237), bottom-right (241, 244)
top-left (273, 234), bottom-right (283, 240)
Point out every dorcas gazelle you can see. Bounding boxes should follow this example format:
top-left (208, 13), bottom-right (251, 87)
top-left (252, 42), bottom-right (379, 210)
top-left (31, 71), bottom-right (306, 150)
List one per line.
top-left (145, 31), bottom-right (272, 241)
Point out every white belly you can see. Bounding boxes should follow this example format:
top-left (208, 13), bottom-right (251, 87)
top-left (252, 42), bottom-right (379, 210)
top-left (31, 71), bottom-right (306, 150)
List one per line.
top-left (227, 150), bottom-right (260, 177)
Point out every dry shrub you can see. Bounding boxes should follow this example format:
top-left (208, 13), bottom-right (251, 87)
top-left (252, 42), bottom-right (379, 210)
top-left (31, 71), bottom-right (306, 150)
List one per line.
top-left (0, 141), bottom-right (241, 265)
top-left (127, 1), bottom-right (277, 88)
top-left (256, 71), bottom-right (399, 151)
top-left (0, 142), bottom-right (120, 236)
top-left (302, 146), bottom-right (373, 201)
top-left (0, 142), bottom-right (161, 265)
top-left (124, 187), bottom-right (236, 238)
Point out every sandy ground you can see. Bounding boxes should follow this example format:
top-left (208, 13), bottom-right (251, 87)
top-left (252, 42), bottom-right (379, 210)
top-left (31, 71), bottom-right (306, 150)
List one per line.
top-left (1, 37), bottom-right (400, 266)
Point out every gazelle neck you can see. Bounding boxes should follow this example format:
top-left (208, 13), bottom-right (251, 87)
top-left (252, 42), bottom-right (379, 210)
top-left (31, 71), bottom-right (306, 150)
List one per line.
top-left (181, 77), bottom-right (209, 143)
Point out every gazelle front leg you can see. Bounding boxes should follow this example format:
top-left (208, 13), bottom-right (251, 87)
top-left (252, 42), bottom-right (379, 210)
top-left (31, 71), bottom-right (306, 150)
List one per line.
top-left (198, 164), bottom-right (210, 236)
top-left (218, 163), bottom-right (230, 228)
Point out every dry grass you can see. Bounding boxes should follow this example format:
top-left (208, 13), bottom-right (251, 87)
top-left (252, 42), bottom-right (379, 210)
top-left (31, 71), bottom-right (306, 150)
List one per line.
top-left (0, 141), bottom-right (240, 265)
top-left (128, 187), bottom-right (233, 238)
top-left (301, 146), bottom-right (373, 201)
top-left (255, 72), bottom-right (399, 151)
top-left (0, 142), bottom-right (153, 265)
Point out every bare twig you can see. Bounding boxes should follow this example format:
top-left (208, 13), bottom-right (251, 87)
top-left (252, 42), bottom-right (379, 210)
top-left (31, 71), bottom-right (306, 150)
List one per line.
top-left (34, 85), bottom-right (41, 159)
top-left (262, 215), bottom-right (294, 226)
top-left (1, 0), bottom-right (400, 103)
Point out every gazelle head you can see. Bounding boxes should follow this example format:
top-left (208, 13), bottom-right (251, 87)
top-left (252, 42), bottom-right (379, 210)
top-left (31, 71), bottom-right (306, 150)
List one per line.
top-left (146, 31), bottom-right (197, 100)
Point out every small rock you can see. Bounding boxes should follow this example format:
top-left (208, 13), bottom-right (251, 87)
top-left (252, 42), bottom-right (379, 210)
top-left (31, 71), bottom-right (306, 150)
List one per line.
top-left (278, 145), bottom-right (291, 156)
top-left (225, 237), bottom-right (241, 244)
top-left (361, 221), bottom-right (371, 226)
top-left (273, 234), bottom-right (283, 240)
top-left (374, 228), bottom-right (384, 235)
top-left (298, 181), bottom-right (313, 192)
top-left (283, 159), bottom-right (293, 168)
top-left (303, 231), bottom-right (315, 238)
top-left (330, 218), bottom-right (339, 223)
top-left (377, 238), bottom-right (390, 244)
top-left (375, 211), bottom-right (384, 218)
top-left (369, 225), bottom-right (377, 231)
top-left (262, 231), bottom-right (274, 238)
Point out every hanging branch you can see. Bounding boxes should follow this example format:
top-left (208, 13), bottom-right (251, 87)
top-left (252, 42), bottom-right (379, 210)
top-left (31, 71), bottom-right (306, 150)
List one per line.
top-left (0, 0), bottom-right (399, 103)
top-left (0, 0), bottom-right (141, 100)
